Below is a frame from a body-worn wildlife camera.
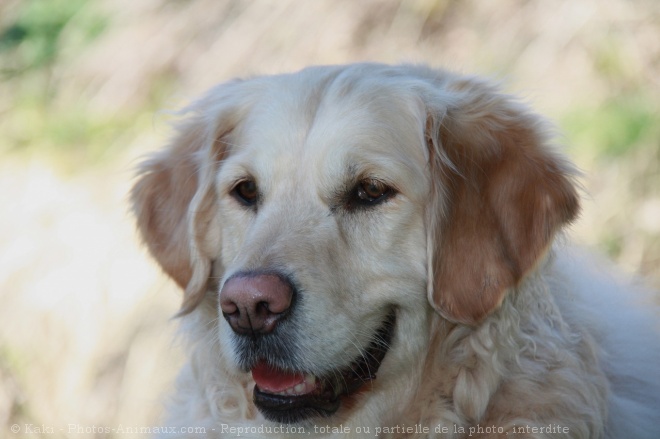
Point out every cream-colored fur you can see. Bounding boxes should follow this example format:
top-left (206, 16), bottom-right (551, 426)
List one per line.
top-left (132, 64), bottom-right (660, 438)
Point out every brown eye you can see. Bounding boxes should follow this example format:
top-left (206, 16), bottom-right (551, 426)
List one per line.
top-left (232, 179), bottom-right (258, 206)
top-left (355, 179), bottom-right (393, 205)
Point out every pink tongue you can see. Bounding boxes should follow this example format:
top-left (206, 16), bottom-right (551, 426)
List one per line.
top-left (251, 362), bottom-right (305, 393)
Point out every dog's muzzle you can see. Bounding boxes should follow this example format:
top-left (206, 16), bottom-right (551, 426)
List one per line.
top-left (219, 272), bottom-right (397, 423)
top-left (251, 310), bottom-right (396, 423)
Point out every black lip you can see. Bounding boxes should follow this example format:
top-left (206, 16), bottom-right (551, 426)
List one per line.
top-left (253, 310), bottom-right (396, 424)
top-left (253, 388), bottom-right (340, 423)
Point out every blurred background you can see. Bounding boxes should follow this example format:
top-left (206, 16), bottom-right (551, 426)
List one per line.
top-left (0, 0), bottom-right (658, 437)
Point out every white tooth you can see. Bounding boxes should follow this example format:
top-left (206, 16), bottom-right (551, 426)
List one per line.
top-left (293, 383), bottom-right (305, 394)
top-left (305, 374), bottom-right (316, 385)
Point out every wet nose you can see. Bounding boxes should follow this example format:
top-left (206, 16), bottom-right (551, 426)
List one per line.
top-left (220, 273), bottom-right (294, 335)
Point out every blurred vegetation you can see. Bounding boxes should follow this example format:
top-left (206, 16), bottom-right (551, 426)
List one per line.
top-left (563, 95), bottom-right (658, 157)
top-left (0, 0), bottom-right (658, 437)
top-left (2, 0), bottom-right (101, 169)
top-left (0, 0), bottom-right (106, 75)
top-left (0, 0), bottom-right (164, 171)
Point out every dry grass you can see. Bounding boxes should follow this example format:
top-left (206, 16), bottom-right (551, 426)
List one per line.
top-left (1, 0), bottom-right (658, 437)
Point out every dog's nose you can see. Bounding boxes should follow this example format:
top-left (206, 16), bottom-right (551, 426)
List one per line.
top-left (220, 273), bottom-right (294, 335)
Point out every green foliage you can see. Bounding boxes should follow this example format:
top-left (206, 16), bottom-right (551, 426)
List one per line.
top-left (0, 0), bottom-right (117, 172)
top-left (0, 0), bottom-right (106, 76)
top-left (2, 99), bottom-right (145, 173)
top-left (562, 95), bottom-right (659, 158)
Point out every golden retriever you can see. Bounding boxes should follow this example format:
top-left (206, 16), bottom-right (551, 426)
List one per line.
top-left (132, 64), bottom-right (660, 438)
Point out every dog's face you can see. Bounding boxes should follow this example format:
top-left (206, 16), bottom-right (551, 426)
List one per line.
top-left (132, 64), bottom-right (579, 424)
top-left (213, 73), bottom-right (432, 421)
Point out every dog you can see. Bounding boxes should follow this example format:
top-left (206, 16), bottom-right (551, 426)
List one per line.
top-left (131, 64), bottom-right (660, 438)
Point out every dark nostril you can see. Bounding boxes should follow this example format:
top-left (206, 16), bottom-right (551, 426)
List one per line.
top-left (220, 299), bottom-right (238, 315)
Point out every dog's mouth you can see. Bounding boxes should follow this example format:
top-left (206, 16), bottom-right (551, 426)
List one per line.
top-left (251, 310), bottom-right (396, 424)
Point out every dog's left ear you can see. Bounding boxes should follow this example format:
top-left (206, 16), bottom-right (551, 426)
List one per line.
top-left (424, 78), bottom-right (580, 325)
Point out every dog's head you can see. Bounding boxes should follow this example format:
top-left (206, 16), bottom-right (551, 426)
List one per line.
top-left (132, 64), bottom-right (579, 424)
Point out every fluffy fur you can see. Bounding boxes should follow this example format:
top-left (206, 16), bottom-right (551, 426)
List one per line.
top-left (132, 64), bottom-right (660, 438)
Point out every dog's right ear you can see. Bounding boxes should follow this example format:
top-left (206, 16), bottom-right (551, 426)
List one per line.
top-left (131, 82), bottom-right (248, 314)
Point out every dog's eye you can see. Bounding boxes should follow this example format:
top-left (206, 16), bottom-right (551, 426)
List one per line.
top-left (354, 179), bottom-right (393, 206)
top-left (232, 179), bottom-right (258, 206)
